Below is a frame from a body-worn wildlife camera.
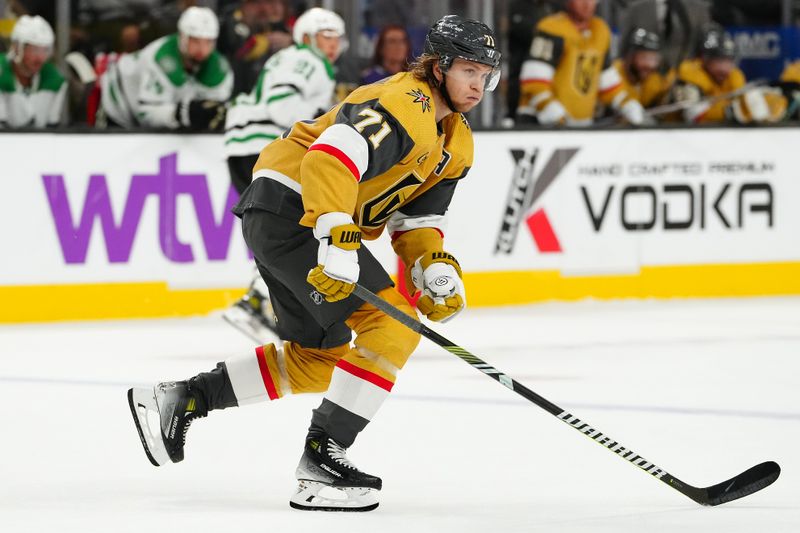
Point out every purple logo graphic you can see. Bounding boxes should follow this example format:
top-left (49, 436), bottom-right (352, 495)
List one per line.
top-left (43, 153), bottom-right (242, 264)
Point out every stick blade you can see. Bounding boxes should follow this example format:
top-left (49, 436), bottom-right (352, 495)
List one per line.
top-left (702, 461), bottom-right (780, 506)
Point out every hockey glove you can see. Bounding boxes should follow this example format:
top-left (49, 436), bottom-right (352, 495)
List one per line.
top-left (176, 99), bottom-right (227, 131)
top-left (411, 251), bottom-right (466, 323)
top-left (307, 212), bottom-right (361, 302)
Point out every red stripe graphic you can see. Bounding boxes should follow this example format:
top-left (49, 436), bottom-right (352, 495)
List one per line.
top-left (336, 359), bottom-right (394, 392)
top-left (599, 82), bottom-right (622, 94)
top-left (526, 209), bottom-right (562, 253)
top-left (255, 345), bottom-right (279, 400)
top-left (308, 143), bottom-right (361, 181)
top-left (520, 78), bottom-right (552, 85)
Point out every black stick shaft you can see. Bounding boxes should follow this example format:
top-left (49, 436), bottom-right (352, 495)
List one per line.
top-left (352, 284), bottom-right (706, 503)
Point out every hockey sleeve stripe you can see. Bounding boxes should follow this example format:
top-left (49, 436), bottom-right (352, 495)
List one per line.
top-left (252, 168), bottom-right (302, 194)
top-left (269, 83), bottom-right (302, 92)
top-left (598, 66), bottom-right (623, 94)
top-left (520, 59), bottom-right (555, 85)
top-left (308, 123), bottom-right (369, 181)
top-left (387, 212), bottom-right (448, 236)
top-left (324, 359), bottom-right (393, 421)
top-left (612, 91), bottom-right (627, 107)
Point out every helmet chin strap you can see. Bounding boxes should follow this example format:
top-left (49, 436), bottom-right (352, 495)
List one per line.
top-left (439, 73), bottom-right (457, 113)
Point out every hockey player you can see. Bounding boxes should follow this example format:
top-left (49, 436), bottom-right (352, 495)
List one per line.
top-left (518, 0), bottom-right (644, 126)
top-left (222, 7), bottom-right (346, 343)
top-left (0, 15), bottom-right (66, 128)
top-left (128, 15), bottom-right (501, 512)
top-left (98, 6), bottom-right (232, 130)
top-left (613, 28), bottom-right (674, 110)
top-left (673, 27), bottom-right (786, 124)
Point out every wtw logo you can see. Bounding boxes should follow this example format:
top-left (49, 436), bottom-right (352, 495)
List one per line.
top-left (43, 153), bottom-right (242, 264)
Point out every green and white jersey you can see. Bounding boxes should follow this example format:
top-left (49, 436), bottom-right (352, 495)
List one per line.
top-left (100, 34), bottom-right (233, 128)
top-left (0, 53), bottom-right (66, 128)
top-left (224, 44), bottom-right (336, 157)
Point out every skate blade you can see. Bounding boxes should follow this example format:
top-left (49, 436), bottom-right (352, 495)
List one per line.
top-left (127, 388), bottom-right (170, 467)
top-left (222, 306), bottom-right (279, 344)
top-left (289, 480), bottom-right (379, 512)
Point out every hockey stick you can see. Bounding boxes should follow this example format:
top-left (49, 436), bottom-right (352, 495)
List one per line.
top-left (353, 284), bottom-right (780, 506)
top-left (645, 78), bottom-right (768, 117)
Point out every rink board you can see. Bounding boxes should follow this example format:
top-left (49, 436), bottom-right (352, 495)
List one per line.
top-left (1, 129), bottom-right (798, 322)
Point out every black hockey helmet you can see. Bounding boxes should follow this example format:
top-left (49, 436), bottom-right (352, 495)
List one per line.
top-left (424, 15), bottom-right (502, 91)
top-left (700, 27), bottom-right (737, 59)
top-left (627, 27), bottom-right (660, 53)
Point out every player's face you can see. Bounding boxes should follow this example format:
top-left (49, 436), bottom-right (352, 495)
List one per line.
top-left (18, 44), bottom-right (50, 76)
top-left (704, 57), bottom-right (735, 85)
top-left (567, 0), bottom-right (598, 23)
top-left (242, 0), bottom-right (278, 30)
top-left (630, 50), bottom-right (661, 80)
top-left (442, 59), bottom-right (493, 112)
top-left (315, 31), bottom-right (341, 62)
top-left (183, 36), bottom-right (215, 69)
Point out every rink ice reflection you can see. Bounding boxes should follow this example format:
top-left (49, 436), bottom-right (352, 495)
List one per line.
top-left (1, 297), bottom-right (798, 532)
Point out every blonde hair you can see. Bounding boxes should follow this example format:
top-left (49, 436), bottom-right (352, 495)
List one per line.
top-left (408, 53), bottom-right (440, 86)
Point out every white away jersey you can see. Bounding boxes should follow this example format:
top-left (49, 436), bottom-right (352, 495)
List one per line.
top-left (0, 53), bottom-right (66, 128)
top-left (100, 34), bottom-right (233, 128)
top-left (224, 44), bottom-right (336, 157)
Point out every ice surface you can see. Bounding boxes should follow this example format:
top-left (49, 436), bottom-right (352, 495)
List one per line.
top-left (1, 297), bottom-right (798, 532)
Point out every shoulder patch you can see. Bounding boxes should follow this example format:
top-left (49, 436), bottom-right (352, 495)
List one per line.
top-left (0, 53), bottom-right (14, 92)
top-left (38, 62), bottom-right (65, 92)
top-left (154, 34), bottom-right (186, 87)
top-left (197, 51), bottom-right (230, 88)
top-left (407, 88), bottom-right (432, 113)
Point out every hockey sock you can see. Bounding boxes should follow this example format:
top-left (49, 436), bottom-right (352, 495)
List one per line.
top-left (187, 362), bottom-right (233, 411)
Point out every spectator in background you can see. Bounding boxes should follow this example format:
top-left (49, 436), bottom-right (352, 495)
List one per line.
top-left (504, 0), bottom-right (554, 125)
top-left (77, 0), bottom-right (162, 55)
top-left (97, 6), bottom-right (232, 130)
top-left (218, 0), bottom-right (293, 95)
top-left (364, 0), bottom-right (420, 29)
top-left (619, 0), bottom-right (711, 71)
top-left (0, 15), bottom-right (67, 128)
top-left (711, 0), bottom-right (783, 26)
top-left (518, 0), bottom-right (645, 126)
top-left (360, 24), bottom-right (410, 84)
top-left (672, 26), bottom-right (785, 124)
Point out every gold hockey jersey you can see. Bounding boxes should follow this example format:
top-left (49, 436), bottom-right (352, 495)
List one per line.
top-left (780, 60), bottom-right (800, 84)
top-left (519, 12), bottom-right (629, 123)
top-left (245, 71), bottom-right (473, 263)
top-left (674, 58), bottom-right (746, 123)
top-left (612, 59), bottom-right (674, 108)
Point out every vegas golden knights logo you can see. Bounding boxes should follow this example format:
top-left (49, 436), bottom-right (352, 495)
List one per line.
top-left (574, 53), bottom-right (599, 95)
top-left (360, 173), bottom-right (423, 228)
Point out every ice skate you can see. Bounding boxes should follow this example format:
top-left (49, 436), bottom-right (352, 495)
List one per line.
top-left (127, 381), bottom-right (207, 466)
top-left (223, 284), bottom-right (279, 344)
top-left (289, 434), bottom-right (382, 512)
